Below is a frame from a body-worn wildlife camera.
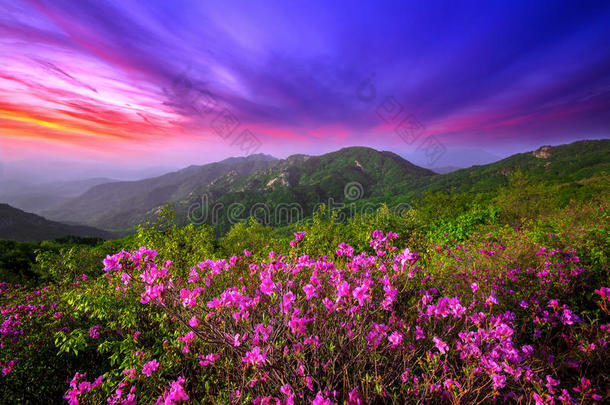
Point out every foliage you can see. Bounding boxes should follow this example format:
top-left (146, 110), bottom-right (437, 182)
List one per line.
top-left (1, 153), bottom-right (610, 403)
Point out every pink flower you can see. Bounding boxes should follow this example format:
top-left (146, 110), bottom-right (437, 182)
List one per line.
top-left (281, 291), bottom-right (295, 315)
top-left (336, 280), bottom-right (351, 300)
top-left (292, 232), bottom-right (306, 245)
top-left (230, 333), bottom-right (241, 347)
top-left (157, 376), bottom-right (189, 404)
top-left (142, 359), bottom-right (159, 376)
top-left (88, 325), bottom-right (101, 339)
top-left (486, 293), bottom-right (499, 306)
top-left (558, 389), bottom-right (573, 403)
top-left (415, 326), bottom-right (425, 340)
top-left (303, 284), bottom-right (317, 300)
top-left (347, 387), bottom-right (362, 405)
top-left (491, 373), bottom-right (506, 389)
top-left (260, 277), bottom-right (275, 295)
top-left (288, 310), bottom-right (309, 336)
top-left (532, 393), bottom-right (546, 405)
top-left (140, 283), bottom-right (165, 304)
top-left (199, 353), bottom-right (220, 367)
top-left (120, 273), bottom-right (131, 285)
top-left (470, 282), bottom-right (478, 293)
top-left (433, 336), bottom-right (448, 354)
top-left (545, 375), bottom-right (560, 392)
top-left (189, 316), bottom-right (200, 327)
top-left (399, 248), bottom-right (419, 266)
top-left (312, 392), bottom-right (332, 405)
top-left (594, 287), bottom-right (610, 300)
top-left (561, 309), bottom-right (578, 325)
top-left (388, 331), bottom-right (403, 347)
top-left (352, 283), bottom-right (370, 306)
top-left (242, 346), bottom-right (266, 366)
top-left (123, 368), bottom-right (136, 379)
top-left (103, 255), bottom-right (121, 272)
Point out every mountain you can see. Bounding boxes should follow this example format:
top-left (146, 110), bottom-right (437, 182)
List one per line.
top-left (0, 204), bottom-right (110, 242)
top-left (423, 139), bottom-right (610, 193)
top-left (0, 177), bottom-right (119, 214)
top-left (213, 146), bottom-right (434, 197)
top-left (39, 140), bottom-right (609, 235)
top-left (1, 158), bottom-right (176, 184)
top-left (174, 147), bottom-right (436, 230)
top-left (44, 147), bottom-right (435, 232)
top-left (44, 154), bottom-right (279, 231)
top-left (383, 139), bottom-right (610, 204)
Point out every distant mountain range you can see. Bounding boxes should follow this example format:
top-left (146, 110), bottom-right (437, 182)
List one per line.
top-left (0, 177), bottom-right (119, 214)
top-left (0, 204), bottom-right (109, 242)
top-left (42, 154), bottom-right (279, 232)
top-left (1, 139), bottom-right (608, 240)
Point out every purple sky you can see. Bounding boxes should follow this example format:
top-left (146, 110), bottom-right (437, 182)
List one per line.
top-left (1, 0), bottom-right (609, 179)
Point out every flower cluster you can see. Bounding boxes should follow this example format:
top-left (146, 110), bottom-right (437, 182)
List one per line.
top-left (3, 225), bottom-right (609, 404)
top-left (72, 229), bottom-right (609, 404)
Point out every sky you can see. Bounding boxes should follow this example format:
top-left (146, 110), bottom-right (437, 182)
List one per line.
top-left (1, 0), bottom-right (609, 180)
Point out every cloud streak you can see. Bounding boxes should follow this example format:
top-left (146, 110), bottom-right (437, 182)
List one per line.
top-left (0, 0), bottom-right (609, 166)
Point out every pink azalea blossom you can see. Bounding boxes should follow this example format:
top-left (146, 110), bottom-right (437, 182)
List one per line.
top-left (142, 359), bottom-right (159, 376)
top-left (352, 283), bottom-right (370, 306)
top-left (242, 346), bottom-right (266, 366)
top-left (388, 331), bottom-right (403, 347)
top-left (433, 336), bottom-right (448, 354)
top-left (88, 325), bottom-right (101, 339)
top-left (303, 284), bottom-right (317, 300)
top-left (260, 277), bottom-right (275, 295)
top-left (312, 392), bottom-right (332, 405)
top-left (281, 291), bottom-right (295, 315)
top-left (189, 316), bottom-right (200, 327)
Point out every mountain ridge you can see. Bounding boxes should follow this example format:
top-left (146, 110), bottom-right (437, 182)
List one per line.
top-left (0, 203), bottom-right (110, 242)
top-left (11, 139), bottom-right (610, 236)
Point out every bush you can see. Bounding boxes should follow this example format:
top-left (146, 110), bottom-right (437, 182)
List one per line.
top-left (36, 228), bottom-right (609, 404)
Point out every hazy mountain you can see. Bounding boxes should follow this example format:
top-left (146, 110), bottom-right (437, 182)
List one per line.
top-left (44, 154), bottom-right (279, 231)
top-left (174, 146), bottom-right (437, 231)
top-left (44, 147), bottom-right (435, 232)
top-left (1, 159), bottom-right (176, 184)
top-left (0, 177), bottom-right (119, 214)
top-left (31, 139), bottom-right (610, 236)
top-left (0, 204), bottom-right (110, 242)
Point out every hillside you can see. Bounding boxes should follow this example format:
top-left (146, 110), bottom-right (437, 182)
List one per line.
top-left (361, 139), bottom-right (610, 206)
top-left (425, 139), bottom-right (610, 193)
top-left (34, 140), bottom-right (610, 235)
top-left (174, 147), bottom-right (436, 230)
top-left (0, 204), bottom-right (110, 242)
top-left (43, 154), bottom-right (278, 231)
top-left (43, 148), bottom-right (435, 232)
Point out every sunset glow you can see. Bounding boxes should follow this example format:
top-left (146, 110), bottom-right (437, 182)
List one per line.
top-left (1, 0), bottom-right (609, 170)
